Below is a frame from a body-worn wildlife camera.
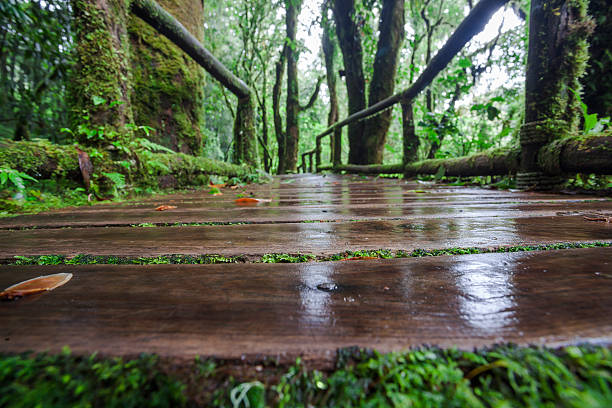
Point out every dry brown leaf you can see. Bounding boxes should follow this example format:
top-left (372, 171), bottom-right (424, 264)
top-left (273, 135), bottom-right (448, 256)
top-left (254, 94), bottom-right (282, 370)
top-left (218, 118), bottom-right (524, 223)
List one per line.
top-left (584, 216), bottom-right (612, 223)
top-left (0, 273), bottom-right (73, 300)
top-left (155, 205), bottom-right (177, 211)
top-left (209, 182), bottom-right (226, 188)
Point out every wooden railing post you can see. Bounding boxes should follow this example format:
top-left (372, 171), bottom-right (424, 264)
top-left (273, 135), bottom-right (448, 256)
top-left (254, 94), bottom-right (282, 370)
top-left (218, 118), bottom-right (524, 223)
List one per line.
top-left (315, 136), bottom-right (322, 172)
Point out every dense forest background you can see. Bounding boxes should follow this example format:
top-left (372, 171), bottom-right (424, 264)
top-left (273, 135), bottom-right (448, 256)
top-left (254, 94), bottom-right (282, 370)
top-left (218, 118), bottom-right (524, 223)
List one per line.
top-left (0, 0), bottom-right (610, 175)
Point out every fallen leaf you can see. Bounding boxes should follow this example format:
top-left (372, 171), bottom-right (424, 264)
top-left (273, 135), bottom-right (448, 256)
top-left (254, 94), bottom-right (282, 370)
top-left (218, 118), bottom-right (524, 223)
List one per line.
top-left (584, 215), bottom-right (612, 223)
top-left (209, 182), bottom-right (226, 188)
top-left (155, 205), bottom-right (177, 211)
top-left (234, 197), bottom-right (271, 206)
top-left (1, 273), bottom-right (73, 300)
top-left (230, 185), bottom-right (239, 190)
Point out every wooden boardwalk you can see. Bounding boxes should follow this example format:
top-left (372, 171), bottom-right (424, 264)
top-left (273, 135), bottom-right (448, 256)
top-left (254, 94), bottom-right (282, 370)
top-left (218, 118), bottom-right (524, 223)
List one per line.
top-left (1, 174), bottom-right (611, 363)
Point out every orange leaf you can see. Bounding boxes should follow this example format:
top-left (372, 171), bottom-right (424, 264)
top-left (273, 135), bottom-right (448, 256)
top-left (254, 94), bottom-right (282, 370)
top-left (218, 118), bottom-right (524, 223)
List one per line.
top-left (209, 182), bottom-right (226, 188)
top-left (234, 197), bottom-right (271, 206)
top-left (155, 205), bottom-right (177, 211)
top-left (1, 273), bottom-right (73, 300)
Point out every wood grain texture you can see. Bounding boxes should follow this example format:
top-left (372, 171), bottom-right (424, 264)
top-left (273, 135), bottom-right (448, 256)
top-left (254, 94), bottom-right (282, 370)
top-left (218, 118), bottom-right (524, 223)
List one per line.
top-left (1, 248), bottom-right (610, 361)
top-left (0, 216), bottom-right (610, 259)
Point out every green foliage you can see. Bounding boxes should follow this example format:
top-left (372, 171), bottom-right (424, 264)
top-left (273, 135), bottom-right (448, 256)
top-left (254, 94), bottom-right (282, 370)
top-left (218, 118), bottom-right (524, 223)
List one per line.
top-left (269, 346), bottom-right (612, 407)
top-left (0, 0), bottom-right (73, 142)
top-left (0, 350), bottom-right (186, 407)
top-left (0, 167), bottom-right (37, 191)
top-left (571, 89), bottom-right (611, 134)
top-left (1, 345), bottom-right (610, 407)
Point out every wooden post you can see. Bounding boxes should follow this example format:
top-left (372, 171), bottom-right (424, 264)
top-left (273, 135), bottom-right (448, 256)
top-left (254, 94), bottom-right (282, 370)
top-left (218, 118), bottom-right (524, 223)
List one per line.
top-left (333, 127), bottom-right (342, 168)
top-left (315, 136), bottom-right (322, 171)
top-left (516, 0), bottom-right (592, 189)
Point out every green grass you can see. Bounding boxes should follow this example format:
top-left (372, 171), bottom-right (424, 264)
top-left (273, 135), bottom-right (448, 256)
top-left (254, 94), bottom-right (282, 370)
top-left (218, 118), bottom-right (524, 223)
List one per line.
top-left (2, 345), bottom-right (611, 407)
top-left (5, 242), bottom-right (611, 265)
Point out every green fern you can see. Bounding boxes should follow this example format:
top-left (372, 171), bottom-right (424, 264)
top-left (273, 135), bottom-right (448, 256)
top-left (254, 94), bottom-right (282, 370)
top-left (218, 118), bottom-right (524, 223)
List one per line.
top-left (101, 172), bottom-right (126, 189)
top-left (0, 167), bottom-right (37, 191)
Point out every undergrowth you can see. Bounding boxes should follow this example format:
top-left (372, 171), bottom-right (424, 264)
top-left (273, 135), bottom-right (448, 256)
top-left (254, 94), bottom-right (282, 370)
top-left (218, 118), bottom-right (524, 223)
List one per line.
top-left (1, 345), bottom-right (611, 407)
top-left (6, 241), bottom-right (611, 265)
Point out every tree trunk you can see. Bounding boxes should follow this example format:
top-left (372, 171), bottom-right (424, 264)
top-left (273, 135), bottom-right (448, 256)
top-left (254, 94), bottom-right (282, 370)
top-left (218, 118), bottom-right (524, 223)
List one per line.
top-left (401, 99), bottom-right (419, 164)
top-left (284, 0), bottom-right (302, 173)
top-left (518, 0), bottom-right (593, 188)
top-left (405, 148), bottom-right (520, 177)
top-left (322, 6), bottom-right (342, 167)
top-left (363, 0), bottom-right (405, 164)
top-left (233, 94), bottom-right (259, 166)
top-left (273, 45), bottom-right (287, 174)
top-left (332, 0), bottom-right (366, 164)
top-left (69, 0), bottom-right (134, 147)
top-left (128, 0), bottom-right (205, 155)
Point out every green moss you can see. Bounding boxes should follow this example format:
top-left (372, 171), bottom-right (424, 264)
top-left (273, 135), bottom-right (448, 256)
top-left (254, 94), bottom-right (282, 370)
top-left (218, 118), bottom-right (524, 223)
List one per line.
top-left (7, 242), bottom-right (610, 265)
top-left (69, 0), bottom-right (134, 147)
top-left (127, 0), bottom-right (205, 155)
top-left (0, 140), bottom-right (80, 179)
top-left (10, 254), bottom-right (242, 265)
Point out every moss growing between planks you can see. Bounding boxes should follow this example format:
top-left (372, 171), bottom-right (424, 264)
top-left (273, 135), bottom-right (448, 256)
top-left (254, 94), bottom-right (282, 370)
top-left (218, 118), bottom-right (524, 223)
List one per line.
top-left (69, 0), bottom-right (135, 147)
top-left (6, 242), bottom-right (611, 265)
top-left (128, 0), bottom-right (206, 155)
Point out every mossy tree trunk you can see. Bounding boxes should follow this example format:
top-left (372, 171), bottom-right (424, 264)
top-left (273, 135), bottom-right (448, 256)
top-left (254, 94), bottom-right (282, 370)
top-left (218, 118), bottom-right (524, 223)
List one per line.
top-left (128, 0), bottom-right (205, 155)
top-left (332, 0), bottom-right (367, 165)
top-left (321, 4), bottom-right (342, 167)
top-left (273, 45), bottom-right (287, 174)
top-left (284, 0), bottom-right (302, 173)
top-left (362, 0), bottom-right (405, 164)
top-left (518, 0), bottom-right (593, 189)
top-left (401, 99), bottom-right (419, 164)
top-left (69, 0), bottom-right (134, 148)
top-left (233, 94), bottom-right (259, 166)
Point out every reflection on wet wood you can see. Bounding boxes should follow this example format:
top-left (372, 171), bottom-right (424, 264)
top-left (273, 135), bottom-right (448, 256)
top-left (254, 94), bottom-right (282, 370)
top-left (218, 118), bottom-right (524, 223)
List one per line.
top-left (0, 216), bottom-right (610, 260)
top-left (1, 248), bottom-right (610, 360)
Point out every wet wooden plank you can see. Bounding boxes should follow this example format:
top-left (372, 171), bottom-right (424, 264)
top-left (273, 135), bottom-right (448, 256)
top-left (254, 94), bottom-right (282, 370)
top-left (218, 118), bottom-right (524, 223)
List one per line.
top-left (1, 216), bottom-right (610, 259)
top-left (1, 248), bottom-right (610, 360)
top-left (1, 201), bottom-right (610, 229)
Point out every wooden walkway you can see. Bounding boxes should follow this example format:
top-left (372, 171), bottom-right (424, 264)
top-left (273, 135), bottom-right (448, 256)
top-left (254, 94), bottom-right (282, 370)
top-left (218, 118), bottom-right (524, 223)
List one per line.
top-left (1, 174), bottom-right (611, 363)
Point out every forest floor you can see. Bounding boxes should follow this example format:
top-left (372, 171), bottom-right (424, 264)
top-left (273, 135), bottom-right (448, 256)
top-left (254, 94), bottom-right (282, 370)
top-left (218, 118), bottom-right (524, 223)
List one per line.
top-left (1, 173), bottom-right (612, 405)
